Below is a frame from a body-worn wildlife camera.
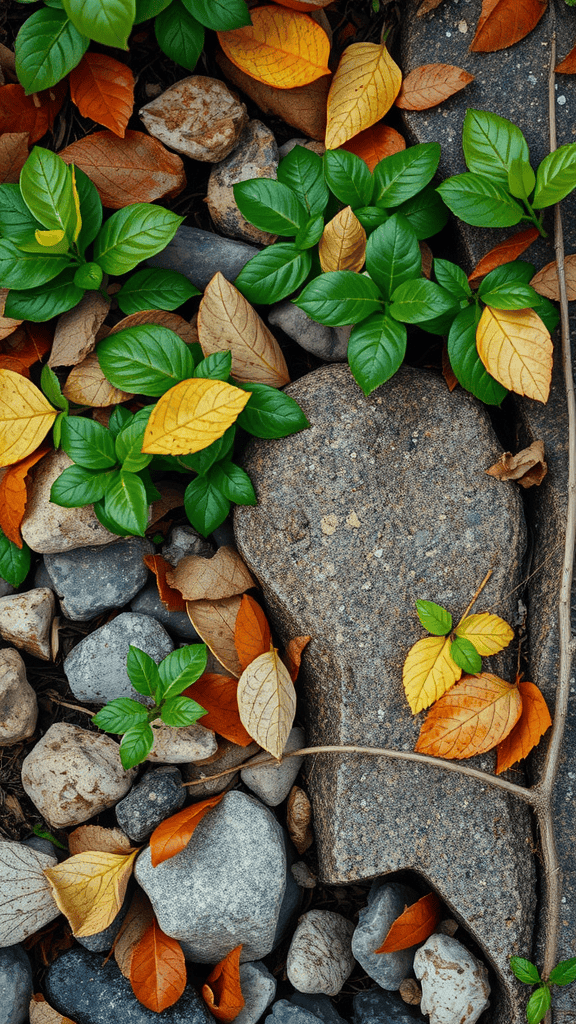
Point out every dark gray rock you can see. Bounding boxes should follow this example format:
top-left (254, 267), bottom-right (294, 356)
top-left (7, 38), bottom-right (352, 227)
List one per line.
top-left (207, 120), bottom-right (279, 245)
top-left (290, 993), bottom-right (348, 1024)
top-left (22, 836), bottom-right (62, 860)
top-left (146, 226), bottom-right (259, 291)
top-left (75, 894), bottom-right (130, 953)
top-left (352, 882), bottom-right (419, 991)
top-left (162, 525), bottom-right (213, 566)
top-left (234, 363), bottom-right (533, 1024)
top-left (352, 987), bottom-right (424, 1024)
top-left (115, 766), bottom-right (185, 842)
top-left (45, 537), bottom-right (152, 621)
top-left (130, 584), bottom-right (200, 641)
top-left (0, 579), bottom-right (14, 598)
top-left (33, 561), bottom-right (53, 590)
top-left (266, 1001), bottom-right (321, 1024)
top-left (235, 962), bottom-right (277, 1024)
top-left (45, 948), bottom-right (213, 1024)
top-left (268, 303), bottom-right (351, 363)
top-left (0, 945), bottom-right (32, 1024)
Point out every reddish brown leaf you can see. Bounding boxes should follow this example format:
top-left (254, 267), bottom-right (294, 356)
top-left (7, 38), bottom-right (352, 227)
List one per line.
top-left (202, 945), bottom-right (244, 1023)
top-left (69, 54), bottom-right (134, 138)
top-left (130, 919), bottom-right (186, 1012)
top-left (149, 794), bottom-right (225, 867)
top-left (470, 0), bottom-right (547, 53)
top-left (58, 131), bottom-right (186, 209)
top-left (395, 64), bottom-right (473, 110)
top-left (68, 825), bottom-right (137, 856)
top-left (147, 484), bottom-right (185, 529)
top-left (467, 227), bottom-right (540, 286)
top-left (234, 594), bottom-right (272, 672)
top-left (530, 254), bottom-right (576, 301)
top-left (441, 342), bottom-right (458, 392)
top-left (556, 43), bottom-right (576, 74)
top-left (0, 354), bottom-right (29, 375)
top-left (0, 132), bottom-right (29, 184)
top-left (340, 123), bottom-right (406, 171)
top-left (143, 553), bottom-right (186, 612)
top-left (0, 82), bottom-right (66, 145)
top-left (0, 445), bottom-right (50, 546)
top-left (284, 635), bottom-right (311, 682)
top-left (486, 439), bottom-right (547, 488)
top-left (415, 672), bottom-right (522, 759)
top-left (184, 673), bottom-right (253, 747)
top-left (1, 321), bottom-right (53, 366)
top-left (114, 891), bottom-right (155, 979)
top-left (420, 240), bottom-right (433, 280)
top-left (375, 892), bottom-right (442, 953)
top-left (496, 681), bottom-right (552, 774)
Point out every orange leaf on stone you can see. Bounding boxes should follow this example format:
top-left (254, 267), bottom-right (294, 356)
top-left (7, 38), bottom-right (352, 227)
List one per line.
top-left (496, 680), bottom-right (552, 774)
top-left (0, 82), bottom-right (66, 144)
top-left (143, 553), bottom-right (186, 613)
top-left (415, 672), bottom-right (522, 759)
top-left (130, 919), bottom-right (187, 1013)
top-left (217, 6), bottom-right (331, 89)
top-left (150, 793), bottom-right (225, 867)
top-left (183, 673), bottom-right (253, 746)
top-left (468, 227), bottom-right (540, 286)
top-left (202, 944), bottom-right (245, 1023)
top-left (341, 123), bottom-right (406, 172)
top-left (556, 42), bottom-right (576, 74)
top-left (58, 131), bottom-right (186, 209)
top-left (375, 892), bottom-right (442, 953)
top-left (470, 0), bottom-right (547, 53)
top-left (234, 594), bottom-right (272, 672)
top-left (394, 64), bottom-right (474, 110)
top-left (0, 132), bottom-right (29, 183)
top-left (69, 54), bottom-right (134, 138)
top-left (284, 635), bottom-right (311, 682)
top-left (0, 444), bottom-right (50, 547)
top-left (114, 890), bottom-right (155, 979)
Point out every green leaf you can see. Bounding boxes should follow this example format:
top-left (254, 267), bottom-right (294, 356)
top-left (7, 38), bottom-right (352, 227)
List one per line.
top-left (161, 695), bottom-right (206, 727)
top-left (234, 244), bottom-right (311, 305)
top-left (179, 425), bottom-right (236, 476)
top-left (158, 645), bottom-right (208, 699)
top-left (60, 416), bottom-right (117, 469)
top-left (184, 473), bottom-right (230, 537)
top-left (548, 957), bottom-right (576, 986)
top-left (75, 167), bottom-right (103, 256)
top-left (372, 143), bottom-right (441, 208)
top-left (15, 7), bottom-right (88, 94)
top-left (277, 145), bottom-right (329, 217)
top-left (0, 529), bottom-right (31, 587)
top-left (478, 261), bottom-right (539, 309)
top-left (20, 147), bottom-right (73, 235)
top-left (97, 325), bottom-right (194, 396)
top-left (437, 173), bottom-right (524, 229)
top-left (155, 0), bottom-right (204, 70)
top-left (532, 294), bottom-right (560, 334)
top-left (52, 412), bottom-right (65, 450)
top-left (237, 382), bottom-right (309, 438)
top-left (183, 0), bottom-right (250, 30)
top-left (193, 351), bottom-right (232, 381)
top-left (210, 460), bottom-right (257, 505)
top-left (126, 645), bottom-right (162, 697)
top-left (447, 305), bottom-right (508, 406)
top-left (94, 204), bottom-right (183, 275)
top-left (295, 270), bottom-right (382, 326)
top-left (507, 157), bottom-right (536, 201)
top-left (394, 184), bottom-right (449, 240)
top-left (450, 636), bottom-right (482, 673)
top-left (347, 313), bottom-right (406, 396)
top-left (415, 599), bottom-right (452, 636)
top-left (294, 214), bottom-right (324, 250)
top-left (354, 206), bottom-right (389, 233)
top-left (108, 407), bottom-right (133, 438)
top-left (365, 213), bottom-right (421, 301)
top-left (323, 149), bottom-right (372, 209)
top-left (134, 0), bottom-right (173, 21)
top-left (433, 259), bottom-right (472, 301)
top-left (63, 0), bottom-right (135, 48)
top-left (389, 279), bottom-right (457, 324)
top-left (117, 268), bottom-right (200, 314)
top-left (0, 240), bottom-right (71, 290)
top-left (233, 179), bottom-right (308, 236)
top-left (115, 420), bottom-right (153, 472)
top-left (119, 722), bottom-right (155, 770)
top-left (526, 986), bottom-right (551, 1024)
top-left (4, 268), bottom-right (84, 322)
top-left (104, 470), bottom-right (149, 535)
top-left (139, 466), bottom-right (161, 505)
top-left (533, 142), bottom-right (576, 208)
top-left (0, 183), bottom-right (43, 245)
top-left (92, 698), bottom-right (150, 734)
top-left (93, 491), bottom-right (134, 537)
top-left (462, 109), bottom-right (530, 187)
top-left (50, 465), bottom-right (110, 507)
top-left (41, 365), bottom-right (69, 413)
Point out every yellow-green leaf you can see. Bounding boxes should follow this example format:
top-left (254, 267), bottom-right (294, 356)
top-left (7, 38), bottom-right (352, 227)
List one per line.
top-left (34, 228), bottom-right (66, 248)
top-left (237, 648), bottom-right (296, 759)
top-left (0, 369), bottom-right (57, 466)
top-left (318, 206), bottom-right (367, 273)
top-left (141, 378), bottom-right (250, 456)
top-left (476, 305), bottom-right (552, 403)
top-left (455, 612), bottom-right (514, 656)
top-left (71, 166), bottom-right (82, 243)
top-left (44, 849), bottom-right (138, 938)
top-left (403, 635), bottom-right (462, 714)
top-left (325, 42), bottom-right (402, 150)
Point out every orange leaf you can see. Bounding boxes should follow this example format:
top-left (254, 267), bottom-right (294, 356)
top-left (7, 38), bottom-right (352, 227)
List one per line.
top-left (0, 355), bottom-right (29, 375)
top-left (442, 342), bottom-right (458, 392)
top-left (143, 553), bottom-right (186, 613)
top-left (58, 131), bottom-right (186, 209)
top-left (415, 672), bottom-right (522, 759)
top-left (375, 892), bottom-right (442, 953)
top-left (234, 594), bottom-right (272, 672)
top-left (217, 6), bottom-right (331, 89)
top-left (556, 43), bottom-right (576, 74)
top-left (340, 123), bottom-right (406, 172)
top-left (496, 681), bottom-right (552, 774)
top-left (0, 82), bottom-right (66, 145)
top-left (202, 944), bottom-right (245, 1023)
top-left (185, 673), bottom-right (254, 747)
top-left (470, 0), bottom-right (547, 53)
top-left (284, 635), bottom-right (311, 682)
top-left (130, 919), bottom-right (186, 1013)
top-left (0, 132), bottom-right (29, 184)
top-left (395, 64), bottom-right (473, 110)
top-left (0, 444), bottom-right (50, 546)
top-left (149, 794), bottom-right (225, 867)
top-left (468, 227), bottom-right (540, 286)
top-left (69, 54), bottom-right (134, 138)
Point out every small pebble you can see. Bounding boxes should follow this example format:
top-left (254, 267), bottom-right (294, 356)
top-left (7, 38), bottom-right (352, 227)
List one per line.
top-left (287, 910), bottom-right (355, 996)
top-left (414, 934), bottom-right (490, 1024)
top-left (0, 944), bottom-right (32, 1024)
top-left (115, 767), bottom-right (185, 842)
top-left (352, 881), bottom-right (419, 991)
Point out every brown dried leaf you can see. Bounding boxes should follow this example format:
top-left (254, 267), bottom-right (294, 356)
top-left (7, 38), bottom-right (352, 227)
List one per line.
top-left (147, 484), bottom-right (185, 528)
top-left (530, 254), bottom-right (576, 301)
top-left (167, 546), bottom-right (255, 601)
top-left (395, 64), bottom-right (473, 110)
top-left (419, 241), bottom-right (433, 280)
top-left (49, 292), bottom-right (111, 368)
top-left (318, 206), bottom-right (366, 273)
top-left (108, 310), bottom-right (196, 346)
top-left (340, 123), bottom-right (405, 171)
top-left (485, 439), bottom-right (547, 488)
top-left (144, 553), bottom-right (187, 612)
top-left (470, 0), bottom-right (547, 53)
top-left (417, 0), bottom-right (445, 13)
top-left (441, 342), bottom-right (458, 392)
top-left (114, 890), bottom-right (155, 978)
top-left (0, 287), bottom-right (22, 341)
top-left (287, 785), bottom-right (313, 853)
top-left (0, 132), bottom-right (29, 184)
top-left (237, 649), bottom-right (297, 758)
top-left (468, 227), bottom-right (540, 286)
top-left (496, 680), bottom-right (552, 773)
top-left (556, 42), bottom-right (576, 74)
top-left (68, 825), bottom-right (137, 857)
top-left (284, 635), bottom-right (311, 682)
top-left (29, 994), bottom-right (77, 1024)
top-left (63, 353), bottom-right (134, 407)
top-left (415, 672), bottom-right (522, 759)
top-left (44, 850), bottom-right (139, 938)
top-left (187, 596), bottom-right (243, 678)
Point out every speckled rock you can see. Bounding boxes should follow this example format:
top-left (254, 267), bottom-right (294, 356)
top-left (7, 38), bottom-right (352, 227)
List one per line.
top-left (0, 649), bottom-right (37, 746)
top-left (162, 525), bottom-right (213, 565)
top-left (0, 944), bottom-right (32, 1024)
top-left (289, 994), bottom-right (347, 1024)
top-left (145, 721), bottom-right (217, 764)
top-left (287, 910), bottom-right (354, 997)
top-left (352, 882), bottom-right (418, 991)
top-left (130, 583), bottom-right (200, 641)
top-left (352, 987), bottom-right (424, 1024)
top-left (414, 934), bottom-right (490, 1024)
top-left (0, 579), bottom-right (14, 598)
top-left (139, 76), bottom-right (247, 162)
top-left (115, 767), bottom-right (185, 842)
top-left (44, 537), bottom-right (152, 621)
top-left (265, 1002), bottom-right (319, 1024)
top-left (21, 723), bottom-right (137, 829)
top-left (0, 588), bottom-right (54, 660)
top-left (268, 303), bottom-right (351, 362)
top-left (278, 139), bottom-right (325, 160)
top-left (146, 226), bottom-right (259, 291)
top-left (207, 120), bottom-right (279, 245)
top-left (234, 363), bottom-right (533, 1024)
top-left (235, 962), bottom-right (277, 1024)
top-left (241, 727), bottom-right (305, 806)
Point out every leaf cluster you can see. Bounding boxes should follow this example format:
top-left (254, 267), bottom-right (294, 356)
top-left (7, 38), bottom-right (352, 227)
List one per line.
top-left (510, 955), bottom-right (576, 1024)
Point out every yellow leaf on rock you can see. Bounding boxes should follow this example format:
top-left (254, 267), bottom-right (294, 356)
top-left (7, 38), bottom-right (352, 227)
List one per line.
top-left (217, 6), bottom-right (331, 90)
top-left (142, 378), bottom-right (250, 456)
top-left (318, 206), bottom-right (367, 273)
top-left (455, 612), bottom-right (514, 656)
top-left (44, 849), bottom-right (138, 938)
top-left (0, 369), bottom-right (57, 466)
top-left (325, 42), bottom-right (402, 150)
top-left (415, 672), bottom-right (522, 759)
top-left (476, 305), bottom-right (552, 403)
top-left (403, 635), bottom-right (462, 714)
top-left (237, 649), bottom-right (296, 759)
top-left (63, 353), bottom-right (134, 407)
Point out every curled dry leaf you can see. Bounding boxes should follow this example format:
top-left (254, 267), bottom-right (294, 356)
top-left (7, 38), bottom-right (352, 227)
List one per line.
top-left (0, 82), bottom-right (66, 144)
top-left (167, 546), bottom-right (255, 602)
top-left (0, 370), bottom-right (57, 466)
top-left (284, 635), bottom-right (311, 682)
top-left (341, 123), bottom-right (406, 172)
top-left (202, 944), bottom-right (245, 1023)
top-left (496, 680), bottom-right (552, 774)
top-left (403, 636), bottom-right (461, 714)
top-left (556, 42), bottom-right (576, 74)
top-left (143, 553), bottom-right (186, 613)
top-left (234, 594), bottom-right (272, 672)
top-left (147, 483), bottom-right (185, 528)
top-left (199, 273), bottom-right (290, 387)
top-left (287, 785), bottom-right (313, 854)
top-left (29, 994), bottom-right (77, 1024)
top-left (0, 289), bottom-right (23, 341)
top-left (142, 379), bottom-right (250, 456)
top-left (0, 444), bottom-right (50, 547)
top-left (237, 649), bottom-right (297, 759)
top-left (67, 825), bottom-right (137, 857)
top-left (44, 849), bottom-right (138, 938)
top-left (468, 227), bottom-right (539, 286)
top-left (184, 673), bottom-right (253, 746)
top-left (470, 0), bottom-right (547, 53)
top-left (217, 6), bottom-right (331, 90)
top-left (455, 612), bottom-right (514, 656)
top-left (0, 841), bottom-right (59, 946)
top-left (69, 53), bottom-right (134, 138)
top-left (375, 892), bottom-right (442, 953)
top-left (476, 306), bottom-right (552, 403)
top-left (319, 207), bottom-right (367, 273)
top-left (486, 440), bottom-right (547, 488)
top-left (1, 321), bottom-right (52, 366)
top-left (325, 42), bottom-right (402, 150)
top-left (415, 672), bottom-right (522, 759)
top-left (0, 132), bottom-right (29, 184)
top-left (420, 241), bottom-right (434, 281)
top-left (130, 919), bottom-right (187, 1012)
top-left (394, 64), bottom-right (473, 110)
top-left (63, 353), bottom-right (134, 407)
top-left (108, 309), bottom-right (197, 347)
top-left (187, 596), bottom-right (243, 678)
top-left (114, 890), bottom-right (155, 979)
top-left (530, 254), bottom-right (576, 301)
top-left (150, 794), bottom-right (225, 867)
top-left (49, 292), bottom-right (111, 368)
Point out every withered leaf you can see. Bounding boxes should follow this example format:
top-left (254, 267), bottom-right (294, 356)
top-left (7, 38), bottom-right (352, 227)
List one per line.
top-left (130, 919), bottom-right (187, 1012)
top-left (150, 794), bottom-right (225, 866)
top-left (29, 994), bottom-right (77, 1024)
top-left (0, 841), bottom-right (59, 945)
top-left (114, 890), bottom-right (155, 979)
top-left (284, 635), bottom-right (311, 682)
top-left (468, 227), bottom-right (539, 286)
top-left (417, 0), bottom-right (445, 13)
top-left (496, 680), bottom-right (552, 774)
top-left (286, 785), bottom-right (313, 854)
top-left (143, 553), bottom-right (186, 613)
top-left (167, 546), bottom-right (255, 602)
top-left (486, 440), bottom-right (547, 488)
top-left (470, 0), bottom-right (547, 53)
top-left (237, 649), bottom-right (296, 759)
top-left (187, 596), bottom-right (243, 678)
top-left (202, 944), bottom-right (245, 1022)
top-left (375, 892), bottom-right (442, 952)
top-left (318, 207), bottom-right (366, 273)
top-left (63, 353), bottom-right (134, 407)
top-left (0, 132), bottom-right (29, 184)
top-left (44, 850), bottom-right (138, 938)
top-left (184, 673), bottom-right (253, 746)
top-left (395, 64), bottom-right (473, 110)
top-left (67, 825), bottom-right (137, 857)
top-left (49, 292), bottom-right (110, 368)
top-left (530, 254), bottom-right (576, 302)
top-left (108, 309), bottom-right (196, 347)
top-left (415, 672), bottom-right (522, 759)
top-left (234, 594), bottom-right (272, 672)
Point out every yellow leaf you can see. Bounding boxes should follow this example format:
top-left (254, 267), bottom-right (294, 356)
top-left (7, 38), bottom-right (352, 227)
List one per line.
top-left (71, 166), bottom-right (82, 243)
top-left (44, 849), bottom-right (138, 938)
top-left (476, 306), bottom-right (552, 403)
top-left (318, 206), bottom-right (366, 273)
top-left (141, 378), bottom-right (251, 456)
top-left (0, 369), bottom-right (57, 466)
top-left (34, 228), bottom-right (66, 248)
top-left (217, 6), bottom-right (331, 89)
top-left (415, 672), bottom-right (522, 759)
top-left (455, 612), bottom-right (514, 656)
top-left (325, 42), bottom-right (402, 150)
top-left (237, 649), bottom-right (296, 759)
top-left (402, 636), bottom-right (462, 715)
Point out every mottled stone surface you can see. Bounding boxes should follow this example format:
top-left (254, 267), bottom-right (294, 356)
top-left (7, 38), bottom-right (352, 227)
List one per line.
top-left (130, 583), bottom-right (200, 641)
top-left (115, 767), bottom-right (185, 842)
top-left (235, 962), bottom-right (277, 1024)
top-left (147, 226), bottom-right (259, 291)
top-left (352, 882), bottom-right (419, 991)
top-left (207, 120), bottom-right (279, 245)
top-left (0, 588), bottom-right (54, 660)
top-left (414, 934), bottom-right (490, 1024)
top-left (139, 76), bottom-right (247, 162)
top-left (235, 363), bottom-right (533, 1023)
top-left (145, 721), bottom-right (217, 764)
top-left (287, 910), bottom-right (354, 996)
top-left (0, 649), bottom-right (37, 746)
top-left (352, 987), bottom-right (423, 1024)
top-left (45, 537), bottom-right (152, 621)
top-left (241, 727), bottom-right (305, 806)
top-left (289, 993), bottom-right (347, 1024)
top-left (268, 303), bottom-right (351, 362)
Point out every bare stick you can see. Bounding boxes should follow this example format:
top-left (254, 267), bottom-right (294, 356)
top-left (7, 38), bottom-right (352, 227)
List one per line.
top-left (458, 568), bottom-right (493, 623)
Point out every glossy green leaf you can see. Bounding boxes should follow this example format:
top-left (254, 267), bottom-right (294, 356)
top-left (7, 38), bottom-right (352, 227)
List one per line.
top-left (372, 143), bottom-right (441, 208)
top-left (183, 0), bottom-right (250, 30)
top-left (210, 460), bottom-right (256, 505)
top-left (395, 184), bottom-right (449, 240)
top-left (20, 147), bottom-right (73, 234)
top-left (193, 351), bottom-right (232, 381)
top-left (0, 529), bottom-right (31, 587)
top-left (389, 279), bottom-right (457, 324)
top-left (126, 645), bottom-right (161, 697)
top-left (97, 324), bottom-right (194, 396)
top-left (115, 420), bottom-right (153, 472)
top-left (233, 179), bottom-right (307, 236)
top-left (93, 698), bottom-right (150, 734)
top-left (158, 645), bottom-right (208, 700)
top-left (108, 407), bottom-right (133, 438)
top-left (15, 7), bottom-right (88, 93)
top-left (323, 149), bottom-right (372, 209)
top-left (40, 365), bottom-right (69, 412)
top-left (237, 382), bottom-right (309, 438)
top-left (104, 470), bottom-right (148, 536)
top-left (295, 270), bottom-right (382, 326)
top-left (526, 986), bottom-right (551, 1024)
top-left (347, 313), bottom-right (406, 396)
top-left (548, 957), bottom-right (576, 986)
top-left (134, 0), bottom-right (173, 21)
top-left (277, 145), bottom-right (329, 217)
top-left (49, 465), bottom-right (110, 507)
top-left (4, 268), bottom-right (83, 322)
top-left (416, 599), bottom-right (452, 636)
top-left (184, 473), bottom-right (230, 536)
top-left (75, 167), bottom-right (103, 255)
top-left (433, 259), bottom-right (472, 300)
top-left (509, 958), bottom-right (541, 985)
top-left (365, 213), bottom-right (421, 301)
top-left (119, 722), bottom-right (155, 769)
top-left (63, 0), bottom-right (135, 48)
top-left (0, 184), bottom-right (44, 245)
top-left (60, 416), bottom-right (117, 469)
top-left (155, 0), bottom-right (204, 70)
top-left (507, 157), bottom-right (536, 201)
top-left (533, 142), bottom-right (576, 208)
top-left (93, 490), bottom-right (133, 537)
top-left (234, 244), bottom-right (311, 304)
top-left (462, 109), bottom-right (530, 187)
top-left (117, 268), bottom-right (200, 314)
top-left (93, 204), bottom-right (183, 275)
top-left (353, 207), bottom-right (389, 233)
top-left (478, 261), bottom-right (539, 308)
top-left (161, 695), bottom-right (206, 727)
top-left (450, 636), bottom-right (482, 674)
top-left (294, 213), bottom-right (324, 250)
top-left (178, 425), bottom-right (236, 476)
top-left (447, 305), bottom-right (508, 406)
top-left (437, 173), bottom-right (524, 228)
top-left (0, 240), bottom-right (71, 290)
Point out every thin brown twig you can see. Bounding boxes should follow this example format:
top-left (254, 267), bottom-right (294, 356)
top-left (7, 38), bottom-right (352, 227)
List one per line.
top-left (457, 568), bottom-right (493, 623)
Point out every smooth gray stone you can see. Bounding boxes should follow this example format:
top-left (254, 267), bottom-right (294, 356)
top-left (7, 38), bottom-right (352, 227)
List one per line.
top-left (266, 1001), bottom-right (320, 1024)
top-left (273, 832), bottom-right (303, 949)
top-left (241, 727), bottom-right (305, 806)
top-left (207, 120), bottom-right (279, 245)
top-left (268, 303), bottom-right (351, 363)
top-left (33, 561), bottom-right (53, 591)
top-left (290, 993), bottom-right (348, 1024)
top-left (115, 766), bottom-right (185, 842)
top-left (0, 579), bottom-right (14, 598)
top-left (162, 525), bottom-right (213, 565)
top-left (352, 987), bottom-right (424, 1024)
top-left (130, 583), bottom-right (200, 641)
top-left (146, 225), bottom-right (259, 290)
top-left (63, 612), bottom-right (173, 704)
top-left (235, 962), bottom-right (277, 1024)
top-left (353, 882), bottom-right (418, 991)
top-left (45, 948), bottom-right (214, 1024)
top-left (45, 538), bottom-right (152, 621)
top-left (22, 836), bottom-right (61, 860)
top-left (234, 363), bottom-right (533, 1024)
top-left (0, 945), bottom-right (32, 1024)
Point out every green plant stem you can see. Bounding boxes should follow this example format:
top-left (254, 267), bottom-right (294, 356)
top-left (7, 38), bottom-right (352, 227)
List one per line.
top-left (522, 200), bottom-right (548, 238)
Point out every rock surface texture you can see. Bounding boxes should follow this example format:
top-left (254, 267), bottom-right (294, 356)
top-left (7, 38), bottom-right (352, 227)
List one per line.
top-left (352, 881), bottom-right (418, 990)
top-left (414, 933), bottom-right (491, 1024)
top-left (147, 226), bottom-right (259, 290)
top-left (44, 537), bottom-right (152, 621)
top-left (139, 76), bottom-right (247, 162)
top-left (286, 910), bottom-right (355, 996)
top-left (0, 944), bottom-right (32, 1024)
top-left (235, 363), bottom-right (533, 1023)
top-left (207, 120), bottom-right (279, 245)
top-left (0, 588), bottom-right (54, 660)
top-left (0, 649), bottom-right (37, 745)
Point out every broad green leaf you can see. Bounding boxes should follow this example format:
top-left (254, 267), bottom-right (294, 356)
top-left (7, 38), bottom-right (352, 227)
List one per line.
top-left (395, 184), bottom-right (449, 240)
top-left (155, 0), bottom-right (205, 70)
top-left (416, 599), bottom-right (452, 636)
top-left (449, 636), bottom-right (482, 674)
top-left (479, 261), bottom-right (536, 289)
top-left (117, 268), bottom-right (200, 314)
top-left (433, 259), bottom-right (471, 301)
top-left (548, 957), bottom-right (576, 986)
top-left (60, 416), bottom-right (117, 469)
top-left (347, 313), bottom-right (406, 396)
top-left (104, 470), bottom-right (149, 535)
top-left (93, 204), bottom-right (183, 275)
top-left (93, 490), bottom-right (134, 537)
top-left (161, 695), bottom-right (206, 727)
top-left (532, 294), bottom-right (560, 335)
top-left (126, 645), bottom-right (161, 697)
top-left (295, 270), bottom-right (383, 326)
top-left (193, 351), bottom-right (232, 381)
top-left (119, 722), bottom-right (155, 769)
top-left (479, 282), bottom-right (540, 310)
top-left (210, 460), bottom-right (257, 505)
top-left (63, 0), bottom-right (135, 48)
top-left (294, 214), bottom-right (324, 251)
top-left (92, 698), bottom-right (150, 734)
top-left (178, 424), bottom-right (236, 476)
top-left (183, 0), bottom-right (250, 30)
top-left (389, 279), bottom-right (457, 324)
top-left (115, 420), bottom-right (153, 472)
top-left (365, 213), bottom-right (421, 300)
top-left (509, 958), bottom-right (541, 985)
top-left (462, 109), bottom-right (530, 187)
top-left (233, 179), bottom-right (307, 236)
top-left (447, 305), bottom-right (508, 406)
top-left (533, 142), bottom-right (576, 208)
top-left (108, 407), bottom-right (133, 438)
top-left (437, 173), bottom-right (524, 228)
top-left (40, 365), bottom-right (68, 412)
top-left (526, 986), bottom-right (551, 1024)
top-left (49, 465), bottom-right (110, 507)
top-left (237, 382), bottom-right (309, 439)
top-left (97, 325), bottom-right (194, 397)
top-left (277, 146), bottom-right (329, 217)
top-left (323, 149), bottom-right (373, 209)
top-left (75, 167), bottom-right (103, 255)
top-left (15, 7), bottom-right (88, 94)
top-left (354, 207), bottom-right (389, 233)
top-left (4, 268), bottom-right (83, 322)
top-left (157, 645), bottom-right (208, 700)
top-left (372, 143), bottom-right (441, 208)
top-left (0, 183), bottom-right (43, 246)
top-left (234, 244), bottom-right (311, 305)
top-left (507, 157), bottom-right (536, 201)
top-left (0, 240), bottom-right (71, 290)
top-left (184, 473), bottom-right (230, 537)
top-left (0, 528), bottom-right (31, 587)
top-left (20, 147), bottom-right (73, 234)
top-left (134, 0), bottom-right (173, 22)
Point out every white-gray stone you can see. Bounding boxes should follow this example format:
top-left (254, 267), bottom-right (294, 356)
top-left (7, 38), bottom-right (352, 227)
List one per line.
top-left (162, 525), bottom-right (213, 565)
top-left (241, 727), bottom-right (305, 806)
top-left (352, 882), bottom-right (419, 991)
top-left (0, 945), bottom-right (32, 1024)
top-left (44, 537), bottom-right (153, 621)
top-left (207, 120), bottom-right (279, 245)
top-left (0, 588), bottom-right (54, 660)
top-left (0, 649), bottom-right (37, 746)
top-left (130, 583), bottom-right (200, 641)
top-left (414, 934), bottom-right (490, 1024)
top-left (268, 303), bottom-right (351, 362)
top-left (266, 1001), bottom-right (320, 1024)
top-left (287, 910), bottom-right (355, 997)
top-left (145, 721), bottom-right (217, 764)
top-left (235, 962), bottom-right (277, 1024)
top-left (291, 862), bottom-right (316, 889)
top-left (139, 76), bottom-right (247, 162)
top-left (63, 612), bottom-right (174, 704)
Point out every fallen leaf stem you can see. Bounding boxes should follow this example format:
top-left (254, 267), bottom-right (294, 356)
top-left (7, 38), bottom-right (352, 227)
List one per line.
top-left (457, 567), bottom-right (493, 624)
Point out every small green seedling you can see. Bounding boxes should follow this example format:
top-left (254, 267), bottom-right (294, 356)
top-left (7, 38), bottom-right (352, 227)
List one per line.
top-left (93, 644), bottom-right (209, 770)
top-left (510, 955), bottom-right (576, 1023)
top-left (30, 824), bottom-right (68, 851)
